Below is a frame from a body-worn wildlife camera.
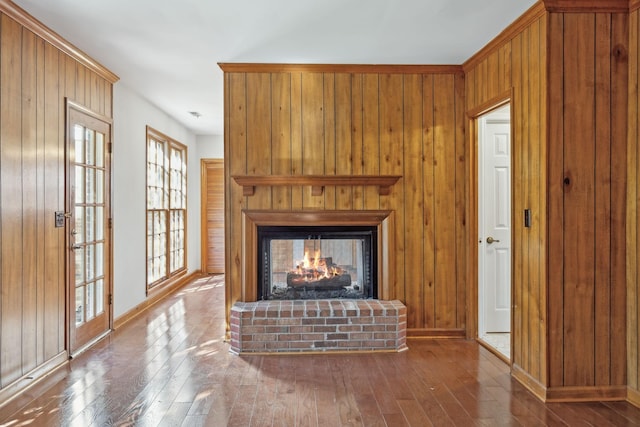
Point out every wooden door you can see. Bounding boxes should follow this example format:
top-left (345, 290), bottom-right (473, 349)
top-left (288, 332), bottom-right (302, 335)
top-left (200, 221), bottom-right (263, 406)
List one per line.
top-left (67, 102), bottom-right (112, 354)
top-left (478, 106), bottom-right (511, 333)
top-left (201, 159), bottom-right (225, 273)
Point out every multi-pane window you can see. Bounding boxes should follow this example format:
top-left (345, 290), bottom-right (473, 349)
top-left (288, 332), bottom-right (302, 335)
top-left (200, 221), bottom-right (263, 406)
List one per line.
top-left (146, 126), bottom-right (187, 289)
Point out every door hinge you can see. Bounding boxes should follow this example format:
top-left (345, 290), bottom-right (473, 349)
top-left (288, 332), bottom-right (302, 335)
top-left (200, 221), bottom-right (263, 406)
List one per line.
top-left (108, 218), bottom-right (113, 229)
top-left (107, 142), bottom-right (113, 154)
top-left (109, 294), bottom-right (113, 305)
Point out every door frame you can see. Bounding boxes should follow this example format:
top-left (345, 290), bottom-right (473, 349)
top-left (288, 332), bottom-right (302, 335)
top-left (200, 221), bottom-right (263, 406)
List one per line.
top-left (65, 99), bottom-right (114, 355)
top-left (466, 90), bottom-right (514, 361)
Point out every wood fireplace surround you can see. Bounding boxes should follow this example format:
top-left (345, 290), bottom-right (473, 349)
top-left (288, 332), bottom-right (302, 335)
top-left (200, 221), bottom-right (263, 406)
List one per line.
top-left (240, 209), bottom-right (395, 302)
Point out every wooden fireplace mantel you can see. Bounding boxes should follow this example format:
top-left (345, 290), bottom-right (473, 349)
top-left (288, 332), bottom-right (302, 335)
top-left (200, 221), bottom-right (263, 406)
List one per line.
top-left (232, 175), bottom-right (401, 196)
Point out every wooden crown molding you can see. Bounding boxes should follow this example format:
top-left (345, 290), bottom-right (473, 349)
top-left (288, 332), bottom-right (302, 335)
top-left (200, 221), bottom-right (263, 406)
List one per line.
top-left (0, 0), bottom-right (119, 84)
top-left (631, 0), bottom-right (640, 12)
top-left (543, 0), bottom-right (630, 12)
top-left (463, 1), bottom-right (546, 72)
top-left (218, 62), bottom-right (463, 75)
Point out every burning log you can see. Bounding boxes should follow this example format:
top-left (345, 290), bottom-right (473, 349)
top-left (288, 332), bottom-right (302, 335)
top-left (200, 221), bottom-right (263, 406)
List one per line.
top-left (286, 255), bottom-right (352, 289)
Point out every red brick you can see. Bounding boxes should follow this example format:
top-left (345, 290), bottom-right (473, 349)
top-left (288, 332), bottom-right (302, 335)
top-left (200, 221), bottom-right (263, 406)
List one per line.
top-left (374, 332), bottom-right (397, 340)
top-left (313, 326), bottom-right (337, 333)
top-left (253, 333), bottom-right (278, 342)
top-left (302, 333), bottom-right (325, 341)
top-left (326, 317), bottom-right (348, 325)
top-left (265, 326), bottom-right (289, 333)
top-left (350, 332), bottom-right (373, 340)
top-left (337, 325), bottom-right (362, 332)
top-left (362, 325), bottom-right (386, 332)
top-left (278, 334), bottom-right (301, 341)
top-left (326, 333), bottom-right (348, 340)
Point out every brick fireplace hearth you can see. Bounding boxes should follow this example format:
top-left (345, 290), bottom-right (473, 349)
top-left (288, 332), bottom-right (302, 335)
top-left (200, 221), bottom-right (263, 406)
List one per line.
top-left (230, 299), bottom-right (407, 354)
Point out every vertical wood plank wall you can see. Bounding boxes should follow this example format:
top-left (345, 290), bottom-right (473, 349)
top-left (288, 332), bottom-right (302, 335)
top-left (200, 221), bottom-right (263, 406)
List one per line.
top-left (222, 67), bottom-right (467, 335)
top-left (464, 13), bottom-right (549, 388)
top-left (0, 10), bottom-right (114, 392)
top-left (547, 11), bottom-right (627, 393)
top-left (628, 6), bottom-right (640, 405)
top-left (465, 4), bottom-right (628, 397)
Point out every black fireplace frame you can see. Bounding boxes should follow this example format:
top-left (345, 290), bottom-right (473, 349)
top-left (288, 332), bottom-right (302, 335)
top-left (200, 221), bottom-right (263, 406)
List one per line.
top-left (257, 225), bottom-right (378, 300)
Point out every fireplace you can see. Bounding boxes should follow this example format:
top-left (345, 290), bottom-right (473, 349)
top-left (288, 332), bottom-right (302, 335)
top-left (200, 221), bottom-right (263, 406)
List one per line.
top-left (257, 226), bottom-right (377, 300)
top-left (231, 210), bottom-right (407, 354)
top-left (240, 210), bottom-right (395, 302)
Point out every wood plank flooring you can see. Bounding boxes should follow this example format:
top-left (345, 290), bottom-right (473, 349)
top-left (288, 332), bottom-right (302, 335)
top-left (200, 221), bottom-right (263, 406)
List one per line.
top-left (2, 274), bottom-right (640, 426)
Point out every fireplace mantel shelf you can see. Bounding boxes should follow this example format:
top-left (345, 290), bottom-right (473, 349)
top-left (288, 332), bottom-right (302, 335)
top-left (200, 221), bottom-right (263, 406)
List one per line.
top-left (232, 175), bottom-right (401, 196)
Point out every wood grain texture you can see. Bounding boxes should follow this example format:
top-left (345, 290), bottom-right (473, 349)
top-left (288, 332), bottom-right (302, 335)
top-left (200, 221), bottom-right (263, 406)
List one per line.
top-left (0, 10), bottom-right (113, 399)
top-left (223, 68), bottom-right (466, 335)
top-left (629, 7), bottom-right (640, 399)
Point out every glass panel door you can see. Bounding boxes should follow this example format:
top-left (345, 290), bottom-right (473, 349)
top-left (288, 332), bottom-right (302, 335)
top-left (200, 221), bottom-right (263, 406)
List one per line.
top-left (68, 103), bottom-right (111, 354)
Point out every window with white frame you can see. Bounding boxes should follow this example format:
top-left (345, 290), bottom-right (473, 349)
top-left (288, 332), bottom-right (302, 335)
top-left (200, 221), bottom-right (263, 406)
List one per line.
top-left (146, 126), bottom-right (187, 289)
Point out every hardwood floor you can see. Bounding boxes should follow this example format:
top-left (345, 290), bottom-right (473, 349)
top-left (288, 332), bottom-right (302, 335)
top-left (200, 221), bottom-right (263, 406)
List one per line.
top-left (2, 274), bottom-right (640, 426)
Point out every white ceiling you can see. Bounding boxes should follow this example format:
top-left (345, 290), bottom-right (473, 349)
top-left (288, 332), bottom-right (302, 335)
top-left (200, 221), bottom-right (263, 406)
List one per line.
top-left (13, 0), bottom-right (537, 136)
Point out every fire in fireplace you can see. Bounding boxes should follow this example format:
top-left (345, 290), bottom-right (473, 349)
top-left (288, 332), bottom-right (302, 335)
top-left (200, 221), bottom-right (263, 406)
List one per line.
top-left (257, 226), bottom-right (377, 300)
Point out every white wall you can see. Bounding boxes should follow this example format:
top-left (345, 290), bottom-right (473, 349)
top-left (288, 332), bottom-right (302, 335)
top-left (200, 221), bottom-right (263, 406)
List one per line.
top-left (112, 82), bottom-right (201, 318)
top-left (197, 134), bottom-right (224, 159)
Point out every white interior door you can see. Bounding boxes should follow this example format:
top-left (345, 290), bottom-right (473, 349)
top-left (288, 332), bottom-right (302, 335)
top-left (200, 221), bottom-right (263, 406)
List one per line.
top-left (478, 105), bottom-right (511, 334)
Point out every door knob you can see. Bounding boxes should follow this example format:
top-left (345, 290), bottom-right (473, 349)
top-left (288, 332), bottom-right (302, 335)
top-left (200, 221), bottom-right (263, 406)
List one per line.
top-left (486, 236), bottom-right (500, 244)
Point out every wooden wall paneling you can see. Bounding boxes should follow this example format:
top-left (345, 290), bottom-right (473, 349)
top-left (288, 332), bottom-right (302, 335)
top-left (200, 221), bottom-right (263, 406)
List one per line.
top-left (511, 30), bottom-right (524, 369)
top-left (379, 74), bottom-right (405, 302)
top-left (562, 13), bottom-right (596, 386)
top-left (246, 73), bottom-right (272, 210)
top-left (35, 33), bottom-right (45, 366)
top-left (1, 13), bottom-right (24, 386)
top-left (335, 73), bottom-right (353, 210)
top-left (323, 73), bottom-right (336, 210)
top-left (528, 15), bottom-right (546, 384)
top-left (403, 74), bottom-right (425, 328)
top-left (75, 61), bottom-right (85, 106)
top-left (594, 12), bottom-right (613, 387)
top-left (351, 74), bottom-right (364, 209)
top-left (64, 56), bottom-right (76, 104)
top-left (528, 17), bottom-right (543, 381)
top-left (479, 58), bottom-right (488, 106)
top-left (522, 23), bottom-right (533, 381)
top-left (423, 75), bottom-right (436, 328)
top-left (433, 74), bottom-right (457, 328)
top-left (487, 51), bottom-right (499, 100)
top-left (538, 13), bottom-right (549, 387)
top-left (454, 73), bottom-right (467, 328)
top-left (271, 73), bottom-right (292, 210)
top-left (547, 11), bottom-right (565, 389)
top-left (499, 42), bottom-right (512, 94)
top-left (21, 25), bottom-right (38, 375)
top-left (610, 12), bottom-right (628, 387)
top-left (226, 73), bottom-right (247, 303)
top-left (301, 72), bottom-right (325, 210)
top-left (291, 72), bottom-right (303, 209)
top-left (50, 41), bottom-right (65, 355)
top-left (629, 9), bottom-right (640, 392)
top-left (223, 73), bottom-right (232, 325)
top-left (89, 71), bottom-right (102, 114)
top-left (362, 74), bottom-right (380, 210)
